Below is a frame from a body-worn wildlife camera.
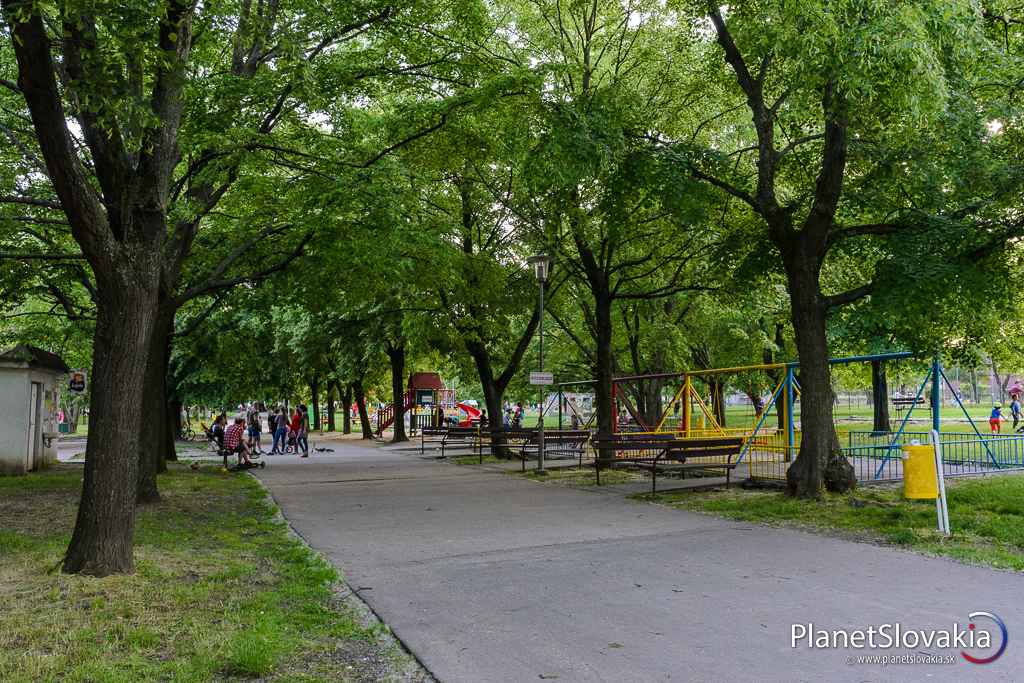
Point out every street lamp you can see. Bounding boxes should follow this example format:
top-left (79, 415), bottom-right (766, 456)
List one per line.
top-left (527, 254), bottom-right (550, 475)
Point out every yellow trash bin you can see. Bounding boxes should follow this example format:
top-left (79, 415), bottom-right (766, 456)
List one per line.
top-left (903, 444), bottom-right (938, 499)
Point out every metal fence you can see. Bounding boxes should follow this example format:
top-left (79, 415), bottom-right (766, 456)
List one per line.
top-left (743, 430), bottom-right (1024, 483)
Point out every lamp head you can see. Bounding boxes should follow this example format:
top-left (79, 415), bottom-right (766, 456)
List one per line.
top-left (527, 254), bottom-right (550, 283)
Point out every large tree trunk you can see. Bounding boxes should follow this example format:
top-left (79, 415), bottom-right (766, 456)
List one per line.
top-left (65, 276), bottom-right (160, 575)
top-left (326, 380), bottom-right (336, 432)
top-left (635, 376), bottom-right (664, 427)
top-left (170, 399), bottom-right (183, 442)
top-left (481, 380), bottom-right (507, 457)
top-left (765, 322), bottom-right (787, 431)
top-left (593, 290), bottom-right (614, 468)
top-left (744, 386), bottom-right (765, 416)
top-left (309, 375), bottom-right (320, 433)
top-left (137, 304), bottom-right (174, 504)
top-left (781, 255), bottom-right (854, 498)
top-left (466, 340), bottom-right (510, 458)
top-left (386, 343), bottom-right (407, 443)
top-left (6, 0), bottom-right (191, 576)
top-left (709, 379), bottom-right (726, 427)
top-left (871, 360), bottom-right (891, 434)
top-left (341, 383), bottom-right (352, 434)
top-left (352, 380), bottom-right (373, 439)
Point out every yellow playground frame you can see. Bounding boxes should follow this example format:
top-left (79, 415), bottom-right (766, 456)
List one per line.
top-left (557, 352), bottom-right (916, 476)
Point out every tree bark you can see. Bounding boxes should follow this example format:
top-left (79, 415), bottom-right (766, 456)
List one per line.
top-left (744, 387), bottom-right (765, 417)
top-left (341, 383), bottom-right (352, 434)
top-left (137, 304), bottom-right (175, 504)
top-left (640, 378), bottom-right (664, 428)
top-left (764, 322), bottom-right (787, 431)
top-left (465, 340), bottom-right (510, 457)
top-left (871, 360), bottom-right (891, 433)
top-left (326, 380), bottom-right (336, 432)
top-left (709, 378), bottom-right (726, 427)
top-left (170, 399), bottom-right (183, 442)
top-left (352, 380), bottom-right (373, 439)
top-left (781, 252), bottom-right (854, 497)
top-left (309, 375), bottom-right (320, 433)
top-left (593, 289), bottom-right (614, 467)
top-left (386, 343), bottom-right (407, 442)
top-left (65, 277), bottom-right (160, 575)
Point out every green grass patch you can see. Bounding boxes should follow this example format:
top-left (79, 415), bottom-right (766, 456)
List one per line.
top-left (453, 454), bottom-right (503, 465)
top-left (0, 464), bottom-right (412, 682)
top-left (643, 475), bottom-right (1024, 571)
top-left (515, 465), bottom-right (643, 486)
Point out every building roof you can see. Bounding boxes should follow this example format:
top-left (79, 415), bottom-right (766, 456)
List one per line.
top-left (408, 372), bottom-right (445, 391)
top-left (0, 345), bottom-right (70, 373)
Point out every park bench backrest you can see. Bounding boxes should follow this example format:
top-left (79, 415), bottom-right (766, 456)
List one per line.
top-left (591, 436), bottom-right (744, 460)
top-left (542, 430), bottom-right (590, 443)
top-left (445, 427), bottom-right (479, 437)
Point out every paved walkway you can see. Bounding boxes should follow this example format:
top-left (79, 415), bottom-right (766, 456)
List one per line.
top-left (256, 440), bottom-right (1023, 682)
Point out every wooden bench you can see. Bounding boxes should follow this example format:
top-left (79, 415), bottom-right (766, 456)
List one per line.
top-left (419, 426), bottom-right (449, 454)
top-left (892, 396), bottom-right (925, 414)
top-left (439, 426), bottom-right (481, 459)
top-left (516, 430), bottom-right (592, 470)
top-left (591, 435), bottom-right (745, 493)
top-left (479, 428), bottom-right (536, 455)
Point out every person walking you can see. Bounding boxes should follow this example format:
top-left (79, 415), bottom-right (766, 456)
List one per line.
top-left (271, 406), bottom-right (288, 454)
top-left (246, 403), bottom-right (262, 454)
top-left (289, 406), bottom-right (302, 454)
top-left (298, 405), bottom-right (310, 457)
top-left (990, 403), bottom-right (1003, 433)
top-left (1011, 397), bottom-right (1022, 431)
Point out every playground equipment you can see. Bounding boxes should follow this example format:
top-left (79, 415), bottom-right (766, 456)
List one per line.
top-left (554, 381), bottom-right (597, 430)
top-left (563, 352), bottom-right (1024, 483)
top-left (456, 401), bottom-right (482, 427)
top-left (375, 372), bottom-right (456, 436)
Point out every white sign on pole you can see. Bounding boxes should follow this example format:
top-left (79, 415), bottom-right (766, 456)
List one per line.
top-left (529, 372), bottom-right (554, 386)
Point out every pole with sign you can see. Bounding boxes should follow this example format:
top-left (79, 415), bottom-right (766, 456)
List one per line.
top-left (528, 254), bottom-right (551, 475)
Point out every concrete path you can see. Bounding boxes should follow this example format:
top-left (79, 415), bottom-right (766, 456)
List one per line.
top-left (256, 440), bottom-right (1023, 683)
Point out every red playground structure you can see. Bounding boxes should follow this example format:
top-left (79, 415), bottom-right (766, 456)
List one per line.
top-left (375, 373), bottom-right (478, 435)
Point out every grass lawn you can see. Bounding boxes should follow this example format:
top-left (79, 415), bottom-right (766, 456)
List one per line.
top-left (516, 465), bottom-right (643, 486)
top-left (0, 464), bottom-right (423, 683)
top-left (452, 454), bottom-right (503, 465)
top-left (642, 475), bottom-right (1024, 571)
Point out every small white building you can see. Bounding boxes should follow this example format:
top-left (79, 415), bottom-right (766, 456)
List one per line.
top-left (0, 345), bottom-right (69, 475)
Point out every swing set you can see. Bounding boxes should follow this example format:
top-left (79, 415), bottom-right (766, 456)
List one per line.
top-left (556, 352), bottom-right (1024, 483)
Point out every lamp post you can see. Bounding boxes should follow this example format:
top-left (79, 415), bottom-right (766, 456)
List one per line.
top-left (527, 254), bottom-right (550, 475)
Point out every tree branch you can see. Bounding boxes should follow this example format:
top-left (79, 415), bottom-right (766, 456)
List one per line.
top-left (0, 251), bottom-right (86, 260)
top-left (2, 1), bottom-right (111, 262)
top-left (0, 195), bottom-right (62, 210)
top-left (824, 282), bottom-right (873, 309)
top-left (178, 230), bottom-right (313, 302)
top-left (827, 222), bottom-right (902, 248)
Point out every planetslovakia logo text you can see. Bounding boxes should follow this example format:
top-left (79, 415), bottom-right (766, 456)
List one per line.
top-left (792, 612), bottom-right (1008, 664)
top-left (961, 612), bottom-right (1008, 665)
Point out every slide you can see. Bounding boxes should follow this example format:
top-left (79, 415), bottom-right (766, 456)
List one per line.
top-left (456, 402), bottom-right (482, 427)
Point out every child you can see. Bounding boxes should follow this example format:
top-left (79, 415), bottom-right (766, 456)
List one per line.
top-left (990, 404), bottom-right (1003, 433)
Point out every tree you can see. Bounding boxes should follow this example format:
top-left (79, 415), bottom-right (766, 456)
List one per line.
top-left (507, 0), bottom-right (718, 463)
top-left (0, 0), bottom-right (467, 573)
top-left (672, 2), bottom-right (1016, 496)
